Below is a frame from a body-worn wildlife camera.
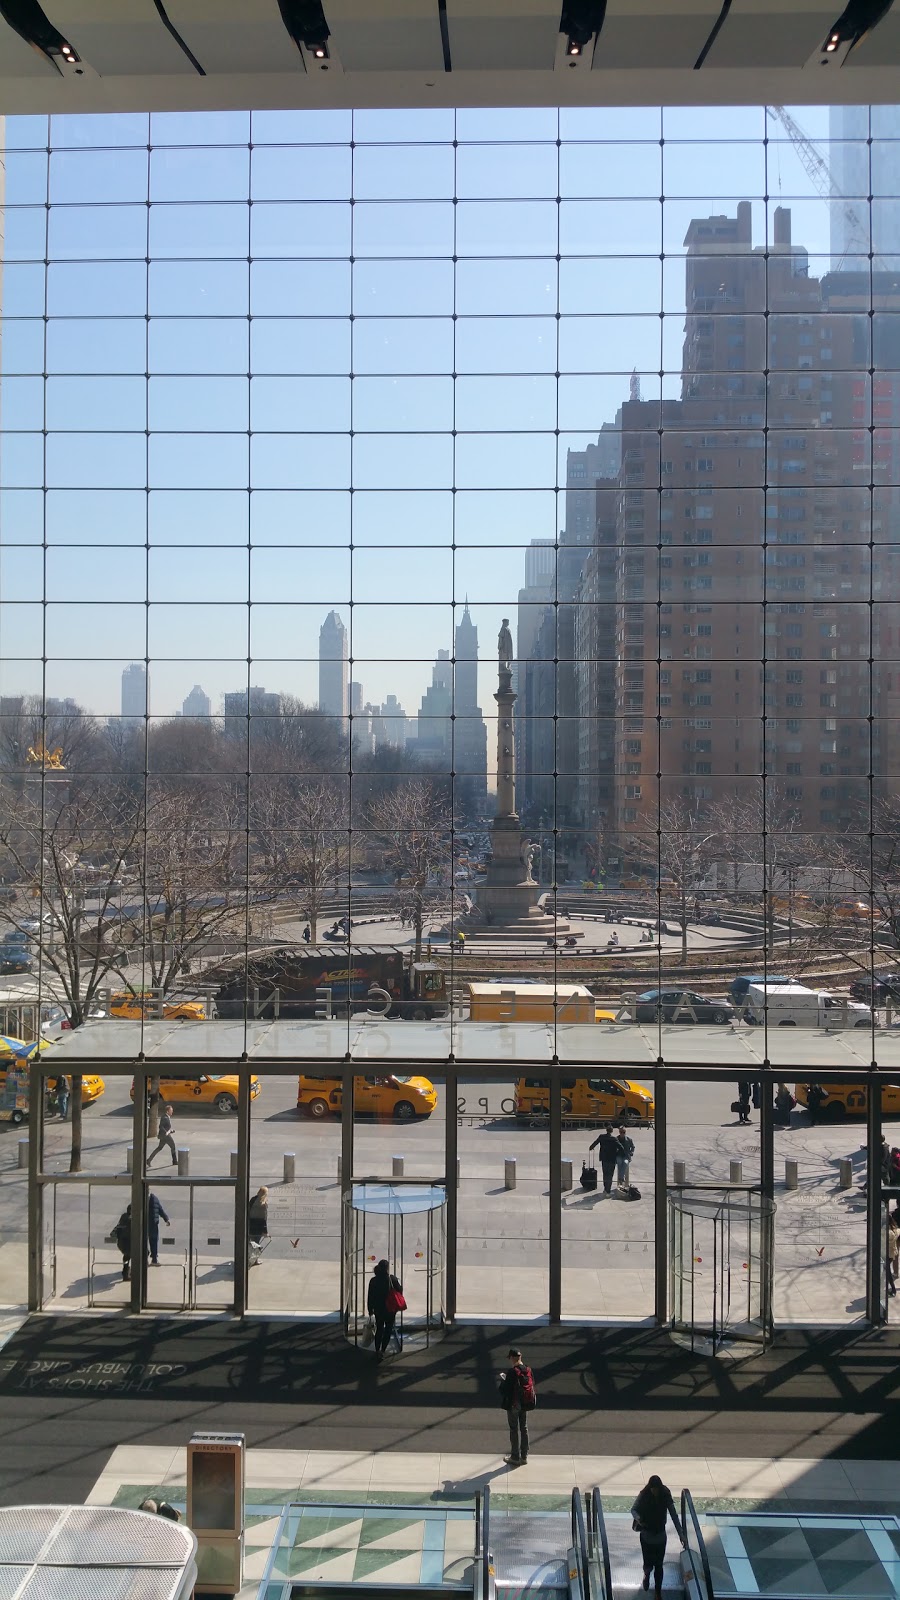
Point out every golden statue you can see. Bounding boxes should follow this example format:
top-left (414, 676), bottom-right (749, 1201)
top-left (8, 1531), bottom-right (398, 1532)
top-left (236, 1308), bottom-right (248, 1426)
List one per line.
top-left (26, 742), bottom-right (65, 769)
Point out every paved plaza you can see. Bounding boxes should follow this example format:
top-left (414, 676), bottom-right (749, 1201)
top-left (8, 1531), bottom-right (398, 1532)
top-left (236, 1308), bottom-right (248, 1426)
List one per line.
top-left (0, 1067), bottom-right (891, 1325)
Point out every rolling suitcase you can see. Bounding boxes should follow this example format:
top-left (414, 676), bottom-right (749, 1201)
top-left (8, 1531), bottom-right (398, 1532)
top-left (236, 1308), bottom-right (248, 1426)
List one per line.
top-left (580, 1152), bottom-right (598, 1191)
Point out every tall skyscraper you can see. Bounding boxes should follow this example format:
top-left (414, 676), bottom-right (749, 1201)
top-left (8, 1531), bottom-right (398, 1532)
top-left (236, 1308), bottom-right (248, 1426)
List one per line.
top-left (350, 681), bottom-right (364, 715)
top-left (453, 605), bottom-right (488, 815)
top-left (182, 684), bottom-right (211, 720)
top-left (829, 105), bottom-right (900, 267)
top-left (319, 610), bottom-right (349, 721)
top-left (121, 663), bottom-right (148, 720)
top-left (417, 650), bottom-right (453, 765)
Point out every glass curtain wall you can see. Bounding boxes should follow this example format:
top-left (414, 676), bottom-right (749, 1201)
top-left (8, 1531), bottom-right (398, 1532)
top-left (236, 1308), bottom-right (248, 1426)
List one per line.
top-left (1, 103), bottom-right (900, 1326)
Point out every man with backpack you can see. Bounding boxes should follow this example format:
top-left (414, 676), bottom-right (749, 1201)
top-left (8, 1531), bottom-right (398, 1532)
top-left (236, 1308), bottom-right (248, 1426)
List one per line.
top-left (498, 1348), bottom-right (536, 1466)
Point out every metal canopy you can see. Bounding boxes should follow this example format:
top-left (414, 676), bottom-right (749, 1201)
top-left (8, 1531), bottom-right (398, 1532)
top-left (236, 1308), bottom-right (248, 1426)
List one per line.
top-left (1, 0), bottom-right (900, 116)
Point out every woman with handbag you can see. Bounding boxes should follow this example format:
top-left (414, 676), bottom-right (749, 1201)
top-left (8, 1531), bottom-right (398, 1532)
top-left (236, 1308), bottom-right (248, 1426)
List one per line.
top-left (631, 1475), bottom-right (685, 1599)
top-left (367, 1258), bottom-right (406, 1359)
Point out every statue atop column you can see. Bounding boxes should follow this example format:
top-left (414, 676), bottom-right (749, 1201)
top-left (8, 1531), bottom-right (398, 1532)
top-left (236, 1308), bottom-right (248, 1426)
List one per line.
top-left (498, 619), bottom-right (513, 670)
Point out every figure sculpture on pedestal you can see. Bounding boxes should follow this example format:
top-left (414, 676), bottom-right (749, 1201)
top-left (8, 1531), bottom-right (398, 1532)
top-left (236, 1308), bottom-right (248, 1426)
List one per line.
top-left (498, 619), bottom-right (513, 674)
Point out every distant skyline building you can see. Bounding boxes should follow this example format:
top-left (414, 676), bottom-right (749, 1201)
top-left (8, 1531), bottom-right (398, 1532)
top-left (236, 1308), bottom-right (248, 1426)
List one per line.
top-left (417, 649), bottom-right (453, 765)
top-left (350, 681), bottom-right (364, 715)
top-left (181, 684), bottom-right (211, 720)
top-left (453, 604), bottom-right (488, 814)
top-left (121, 663), bottom-right (148, 720)
top-left (372, 694), bottom-right (411, 752)
top-left (223, 686), bottom-right (282, 732)
top-left (319, 610), bottom-right (349, 722)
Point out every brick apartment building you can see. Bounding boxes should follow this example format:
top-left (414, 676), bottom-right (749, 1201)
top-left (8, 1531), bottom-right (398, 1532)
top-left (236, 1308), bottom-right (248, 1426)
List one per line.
top-left (546, 201), bottom-right (900, 866)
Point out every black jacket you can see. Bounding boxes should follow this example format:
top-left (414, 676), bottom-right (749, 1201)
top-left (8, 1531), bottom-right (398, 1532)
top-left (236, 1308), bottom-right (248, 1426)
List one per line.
top-left (590, 1132), bottom-right (621, 1164)
top-left (631, 1484), bottom-right (683, 1541)
top-left (367, 1270), bottom-right (401, 1315)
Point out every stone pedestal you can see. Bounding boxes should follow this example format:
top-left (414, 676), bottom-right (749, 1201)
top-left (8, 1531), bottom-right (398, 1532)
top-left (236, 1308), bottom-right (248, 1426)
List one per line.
top-left (476, 817), bottom-right (541, 926)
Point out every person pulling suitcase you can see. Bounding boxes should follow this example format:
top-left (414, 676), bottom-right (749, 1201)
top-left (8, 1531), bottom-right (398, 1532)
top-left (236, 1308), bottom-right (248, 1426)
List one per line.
top-left (589, 1125), bottom-right (621, 1194)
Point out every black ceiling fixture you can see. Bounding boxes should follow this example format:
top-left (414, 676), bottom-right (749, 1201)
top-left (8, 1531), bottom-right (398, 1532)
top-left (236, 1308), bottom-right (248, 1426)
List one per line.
top-left (277, 0), bottom-right (331, 60)
top-left (693, 0), bottom-right (732, 69)
top-left (559, 0), bottom-right (606, 59)
top-left (151, 0), bottom-right (205, 75)
top-left (0, 0), bottom-right (81, 72)
top-left (820, 0), bottom-right (894, 56)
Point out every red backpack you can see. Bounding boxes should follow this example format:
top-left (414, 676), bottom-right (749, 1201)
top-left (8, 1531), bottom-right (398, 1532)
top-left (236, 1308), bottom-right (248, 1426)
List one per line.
top-left (513, 1365), bottom-right (537, 1410)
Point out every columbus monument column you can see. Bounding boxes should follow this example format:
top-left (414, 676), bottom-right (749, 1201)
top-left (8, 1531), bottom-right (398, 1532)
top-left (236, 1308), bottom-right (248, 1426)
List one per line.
top-left (475, 619), bottom-right (543, 926)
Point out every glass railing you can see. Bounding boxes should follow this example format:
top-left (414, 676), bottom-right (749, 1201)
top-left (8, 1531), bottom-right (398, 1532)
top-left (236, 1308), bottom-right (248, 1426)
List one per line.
top-left (571, 1488), bottom-right (589, 1600)
top-left (589, 1489), bottom-right (612, 1600)
top-left (682, 1489), bottom-right (715, 1600)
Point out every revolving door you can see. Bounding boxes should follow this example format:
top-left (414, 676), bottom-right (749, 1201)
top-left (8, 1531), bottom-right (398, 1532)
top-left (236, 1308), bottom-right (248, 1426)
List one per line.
top-left (342, 1181), bottom-right (447, 1351)
top-left (669, 1183), bottom-right (775, 1353)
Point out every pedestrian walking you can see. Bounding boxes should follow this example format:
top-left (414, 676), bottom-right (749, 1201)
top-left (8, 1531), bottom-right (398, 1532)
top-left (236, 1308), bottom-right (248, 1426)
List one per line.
top-left (147, 1103), bottom-right (177, 1167)
top-left (498, 1347), bottom-right (536, 1466)
top-left (736, 1082), bottom-right (751, 1124)
top-left (616, 1125), bottom-right (635, 1187)
top-left (774, 1083), bottom-right (795, 1127)
top-left (54, 1075), bottom-right (69, 1120)
top-left (147, 1191), bottom-right (171, 1266)
top-left (589, 1124), bottom-right (621, 1194)
top-left (805, 1082), bottom-right (825, 1125)
top-left (114, 1203), bottom-right (132, 1281)
top-left (248, 1185), bottom-right (269, 1265)
top-left (366, 1258), bottom-right (405, 1360)
top-left (631, 1474), bottom-right (685, 1599)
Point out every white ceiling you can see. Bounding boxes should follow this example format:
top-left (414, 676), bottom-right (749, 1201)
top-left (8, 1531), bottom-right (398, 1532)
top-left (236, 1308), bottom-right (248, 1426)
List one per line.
top-left (1, 0), bottom-right (899, 115)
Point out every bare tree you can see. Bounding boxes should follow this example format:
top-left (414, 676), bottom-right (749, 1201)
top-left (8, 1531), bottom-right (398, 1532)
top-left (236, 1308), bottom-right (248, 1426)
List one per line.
top-left (368, 779), bottom-right (452, 959)
top-left (0, 775), bottom-right (142, 1172)
top-left (712, 787), bottom-right (810, 954)
top-left (134, 779), bottom-right (253, 994)
top-left (252, 777), bottom-right (349, 942)
top-left (0, 697), bottom-right (102, 774)
top-left (832, 796), bottom-right (900, 980)
top-left (644, 798), bottom-right (718, 962)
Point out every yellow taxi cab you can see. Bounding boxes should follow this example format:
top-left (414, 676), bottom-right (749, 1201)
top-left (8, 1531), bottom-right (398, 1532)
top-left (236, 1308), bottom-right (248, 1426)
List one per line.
top-left (297, 1072), bottom-right (437, 1121)
top-left (110, 992), bottom-right (206, 1021)
top-left (130, 1073), bottom-right (259, 1114)
top-left (515, 1074), bottom-right (654, 1123)
top-left (595, 1007), bottom-right (617, 1023)
top-left (0, 1069), bottom-right (105, 1105)
top-left (795, 1081), bottom-right (900, 1119)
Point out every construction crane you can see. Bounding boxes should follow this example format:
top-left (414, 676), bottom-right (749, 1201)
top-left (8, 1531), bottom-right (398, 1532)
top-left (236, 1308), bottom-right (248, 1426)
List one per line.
top-left (767, 104), bottom-right (870, 260)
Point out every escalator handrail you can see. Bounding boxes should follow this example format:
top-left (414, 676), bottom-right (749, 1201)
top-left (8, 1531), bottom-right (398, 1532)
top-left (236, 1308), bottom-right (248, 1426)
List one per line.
top-left (482, 1483), bottom-right (491, 1600)
top-left (681, 1488), bottom-right (715, 1600)
top-left (571, 1487), bottom-right (589, 1598)
top-left (590, 1488), bottom-right (613, 1600)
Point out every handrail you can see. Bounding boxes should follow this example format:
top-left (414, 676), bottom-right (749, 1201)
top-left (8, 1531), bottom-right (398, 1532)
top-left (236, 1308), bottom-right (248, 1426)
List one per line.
top-left (681, 1488), bottom-right (715, 1600)
top-left (571, 1487), bottom-right (589, 1598)
top-left (482, 1483), bottom-right (491, 1600)
top-left (590, 1488), bottom-right (613, 1600)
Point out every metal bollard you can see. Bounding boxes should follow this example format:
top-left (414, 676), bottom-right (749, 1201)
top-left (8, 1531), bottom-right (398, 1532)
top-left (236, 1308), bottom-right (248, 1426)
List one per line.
top-left (785, 1158), bottom-right (798, 1190)
top-left (561, 1158), bottom-right (573, 1192)
top-left (283, 1152), bottom-right (296, 1184)
top-left (839, 1157), bottom-right (853, 1191)
top-left (392, 1155), bottom-right (404, 1178)
top-left (230, 1150), bottom-right (238, 1178)
top-left (504, 1157), bottom-right (517, 1190)
top-left (730, 1159), bottom-right (743, 1184)
top-left (337, 1155), bottom-right (342, 1182)
top-left (176, 1147), bottom-right (190, 1178)
top-left (17, 1139), bottom-right (28, 1170)
top-left (673, 1159), bottom-right (686, 1184)
top-left (126, 1144), bottom-right (134, 1174)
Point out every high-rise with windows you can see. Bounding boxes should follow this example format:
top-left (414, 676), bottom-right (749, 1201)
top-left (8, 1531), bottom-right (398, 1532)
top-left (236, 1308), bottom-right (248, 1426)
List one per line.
top-left (120, 663), bottom-right (148, 721)
top-left (318, 610), bottom-right (349, 723)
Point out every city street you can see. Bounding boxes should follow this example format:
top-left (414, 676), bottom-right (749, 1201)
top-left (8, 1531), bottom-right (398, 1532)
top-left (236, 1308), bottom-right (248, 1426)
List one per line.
top-left (0, 1069), bottom-right (890, 1327)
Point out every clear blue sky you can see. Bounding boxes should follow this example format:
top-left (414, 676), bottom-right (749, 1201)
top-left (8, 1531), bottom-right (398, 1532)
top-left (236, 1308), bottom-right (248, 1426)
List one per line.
top-left (0, 102), bottom-right (885, 717)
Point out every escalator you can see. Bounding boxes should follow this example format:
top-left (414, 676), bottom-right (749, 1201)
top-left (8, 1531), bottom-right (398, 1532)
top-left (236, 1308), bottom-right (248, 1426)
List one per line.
top-left (483, 1486), bottom-right (713, 1600)
top-left (484, 1488), bottom-right (595, 1600)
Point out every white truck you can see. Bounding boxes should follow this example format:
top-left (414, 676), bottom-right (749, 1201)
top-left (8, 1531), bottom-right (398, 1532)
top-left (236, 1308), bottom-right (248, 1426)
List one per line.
top-left (745, 982), bottom-right (872, 1028)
